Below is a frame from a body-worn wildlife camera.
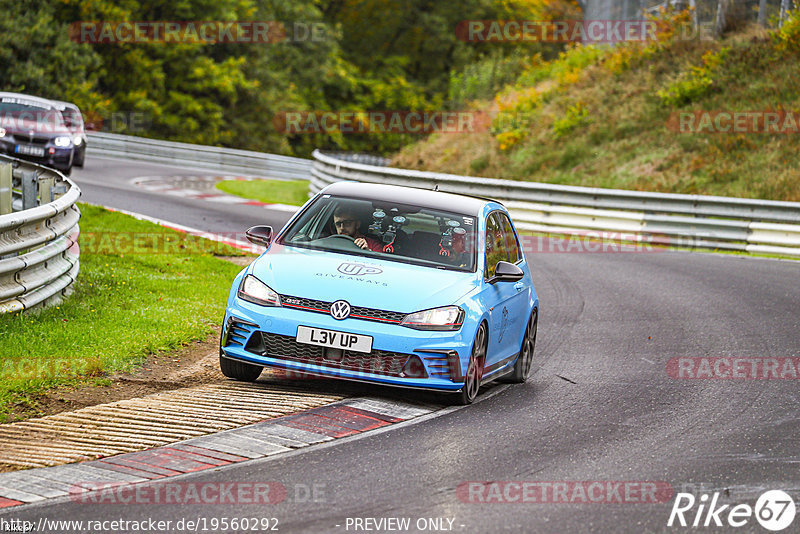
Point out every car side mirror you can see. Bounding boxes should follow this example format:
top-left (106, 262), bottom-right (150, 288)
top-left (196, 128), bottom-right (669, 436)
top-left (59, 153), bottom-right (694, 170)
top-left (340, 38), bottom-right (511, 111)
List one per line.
top-left (245, 225), bottom-right (273, 247)
top-left (490, 261), bottom-right (524, 284)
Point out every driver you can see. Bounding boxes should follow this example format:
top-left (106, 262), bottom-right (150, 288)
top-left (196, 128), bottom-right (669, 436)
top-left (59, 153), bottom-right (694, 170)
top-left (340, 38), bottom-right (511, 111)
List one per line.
top-left (333, 206), bottom-right (383, 251)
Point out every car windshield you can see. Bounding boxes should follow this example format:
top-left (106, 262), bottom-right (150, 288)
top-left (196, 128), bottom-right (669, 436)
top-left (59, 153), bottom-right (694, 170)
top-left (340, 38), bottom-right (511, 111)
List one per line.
top-left (0, 98), bottom-right (65, 131)
top-left (280, 194), bottom-right (478, 272)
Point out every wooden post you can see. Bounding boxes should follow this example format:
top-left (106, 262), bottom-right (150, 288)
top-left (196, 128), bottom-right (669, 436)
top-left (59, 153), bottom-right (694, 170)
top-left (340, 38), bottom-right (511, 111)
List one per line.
top-left (0, 163), bottom-right (11, 215)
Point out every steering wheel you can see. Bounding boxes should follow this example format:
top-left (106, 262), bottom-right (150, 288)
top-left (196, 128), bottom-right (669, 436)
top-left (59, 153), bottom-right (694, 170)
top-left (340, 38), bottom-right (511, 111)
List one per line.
top-left (328, 234), bottom-right (355, 242)
top-left (315, 233), bottom-right (362, 251)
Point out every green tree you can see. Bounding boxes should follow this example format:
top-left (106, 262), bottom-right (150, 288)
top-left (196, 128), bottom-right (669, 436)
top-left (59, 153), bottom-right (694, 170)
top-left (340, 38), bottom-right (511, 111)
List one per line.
top-left (0, 0), bottom-right (107, 114)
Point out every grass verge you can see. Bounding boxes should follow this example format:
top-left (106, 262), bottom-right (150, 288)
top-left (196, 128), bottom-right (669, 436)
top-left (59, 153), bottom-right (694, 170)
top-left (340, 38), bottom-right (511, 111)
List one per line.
top-left (0, 204), bottom-right (246, 422)
top-left (216, 179), bottom-right (310, 206)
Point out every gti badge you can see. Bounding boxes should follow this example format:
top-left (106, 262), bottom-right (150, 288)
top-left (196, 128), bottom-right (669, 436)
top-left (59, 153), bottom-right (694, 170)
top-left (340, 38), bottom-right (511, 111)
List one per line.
top-left (337, 262), bottom-right (383, 276)
top-left (330, 300), bottom-right (351, 320)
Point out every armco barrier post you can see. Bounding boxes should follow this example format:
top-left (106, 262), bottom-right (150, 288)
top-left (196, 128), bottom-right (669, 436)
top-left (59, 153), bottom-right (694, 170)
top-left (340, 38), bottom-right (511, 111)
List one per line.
top-left (21, 170), bottom-right (38, 210)
top-left (0, 163), bottom-right (11, 214)
top-left (38, 175), bottom-right (55, 205)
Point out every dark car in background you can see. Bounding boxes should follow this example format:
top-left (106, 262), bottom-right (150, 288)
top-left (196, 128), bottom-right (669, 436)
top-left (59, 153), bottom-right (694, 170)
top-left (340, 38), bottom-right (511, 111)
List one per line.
top-left (0, 92), bottom-right (74, 175)
top-left (52, 100), bottom-right (87, 167)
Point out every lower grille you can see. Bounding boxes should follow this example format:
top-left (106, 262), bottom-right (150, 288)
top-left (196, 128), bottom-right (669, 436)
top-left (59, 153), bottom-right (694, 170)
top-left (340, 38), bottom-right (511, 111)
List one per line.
top-left (246, 332), bottom-right (413, 377)
top-left (31, 135), bottom-right (51, 145)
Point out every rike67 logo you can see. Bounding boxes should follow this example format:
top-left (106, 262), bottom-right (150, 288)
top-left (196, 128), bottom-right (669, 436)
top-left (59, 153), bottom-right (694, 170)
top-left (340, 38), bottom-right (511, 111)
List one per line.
top-left (668, 490), bottom-right (796, 531)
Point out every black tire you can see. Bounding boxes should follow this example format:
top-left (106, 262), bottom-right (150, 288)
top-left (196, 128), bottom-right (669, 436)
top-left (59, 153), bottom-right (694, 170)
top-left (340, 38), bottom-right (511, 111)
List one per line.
top-left (453, 322), bottom-right (487, 405)
top-left (504, 309), bottom-right (537, 384)
top-left (219, 352), bottom-right (263, 382)
top-left (74, 150), bottom-right (85, 167)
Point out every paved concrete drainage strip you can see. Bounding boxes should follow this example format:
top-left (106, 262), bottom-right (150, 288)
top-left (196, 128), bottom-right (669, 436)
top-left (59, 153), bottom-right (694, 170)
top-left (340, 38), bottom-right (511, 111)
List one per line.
top-left (0, 383), bottom-right (437, 509)
top-left (0, 383), bottom-right (344, 471)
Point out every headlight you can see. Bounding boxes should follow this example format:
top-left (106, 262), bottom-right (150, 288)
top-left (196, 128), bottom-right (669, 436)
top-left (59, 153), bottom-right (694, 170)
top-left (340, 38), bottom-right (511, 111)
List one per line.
top-left (73, 135), bottom-right (83, 146)
top-left (54, 136), bottom-right (72, 147)
top-left (238, 274), bottom-right (280, 307)
top-left (401, 306), bottom-right (464, 331)
top-left (0, 128), bottom-right (6, 137)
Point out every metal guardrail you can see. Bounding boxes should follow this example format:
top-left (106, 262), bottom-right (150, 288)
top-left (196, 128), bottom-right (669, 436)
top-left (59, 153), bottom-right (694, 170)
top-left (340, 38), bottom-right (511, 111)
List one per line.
top-left (0, 156), bottom-right (81, 314)
top-left (318, 152), bottom-right (391, 167)
top-left (311, 150), bottom-right (800, 256)
top-left (87, 132), bottom-right (313, 180)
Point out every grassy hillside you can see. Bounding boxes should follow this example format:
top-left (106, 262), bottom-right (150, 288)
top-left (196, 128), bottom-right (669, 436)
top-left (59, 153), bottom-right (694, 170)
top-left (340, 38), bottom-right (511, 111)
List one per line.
top-left (393, 12), bottom-right (800, 201)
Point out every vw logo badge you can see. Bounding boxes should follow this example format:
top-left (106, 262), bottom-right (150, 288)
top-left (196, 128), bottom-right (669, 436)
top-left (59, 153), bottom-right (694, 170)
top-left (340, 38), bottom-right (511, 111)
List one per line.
top-left (330, 300), bottom-right (351, 320)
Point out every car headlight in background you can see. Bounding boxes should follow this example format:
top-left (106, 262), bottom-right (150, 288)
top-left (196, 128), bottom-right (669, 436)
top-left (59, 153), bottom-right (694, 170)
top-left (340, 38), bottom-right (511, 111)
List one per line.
top-left (238, 275), bottom-right (280, 307)
top-left (54, 136), bottom-right (72, 147)
top-left (401, 306), bottom-right (464, 331)
top-left (73, 136), bottom-right (83, 146)
top-left (0, 128), bottom-right (6, 137)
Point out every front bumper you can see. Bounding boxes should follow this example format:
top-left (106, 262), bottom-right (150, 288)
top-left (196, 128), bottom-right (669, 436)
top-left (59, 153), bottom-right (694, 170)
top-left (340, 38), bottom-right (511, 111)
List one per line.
top-left (0, 139), bottom-right (73, 170)
top-left (221, 297), bottom-right (472, 391)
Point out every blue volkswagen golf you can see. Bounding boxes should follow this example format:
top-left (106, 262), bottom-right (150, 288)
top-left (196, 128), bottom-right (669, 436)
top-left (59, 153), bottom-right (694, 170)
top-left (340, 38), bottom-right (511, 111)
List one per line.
top-left (220, 182), bottom-right (538, 404)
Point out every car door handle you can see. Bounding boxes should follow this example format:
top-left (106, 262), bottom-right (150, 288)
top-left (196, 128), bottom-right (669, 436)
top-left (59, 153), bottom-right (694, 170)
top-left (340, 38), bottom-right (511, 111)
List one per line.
top-left (514, 282), bottom-right (525, 292)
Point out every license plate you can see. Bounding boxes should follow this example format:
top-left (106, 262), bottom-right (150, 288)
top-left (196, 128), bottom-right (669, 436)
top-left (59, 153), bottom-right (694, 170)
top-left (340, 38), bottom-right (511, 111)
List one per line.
top-left (15, 144), bottom-right (45, 157)
top-left (296, 326), bottom-right (372, 354)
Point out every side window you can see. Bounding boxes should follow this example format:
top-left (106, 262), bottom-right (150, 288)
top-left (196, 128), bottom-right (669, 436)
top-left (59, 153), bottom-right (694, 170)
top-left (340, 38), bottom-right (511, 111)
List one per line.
top-left (485, 213), bottom-right (510, 279)
top-left (499, 213), bottom-right (521, 263)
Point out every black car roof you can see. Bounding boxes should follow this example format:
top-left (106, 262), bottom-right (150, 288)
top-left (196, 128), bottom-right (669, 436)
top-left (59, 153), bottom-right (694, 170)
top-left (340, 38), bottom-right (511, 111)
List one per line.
top-left (322, 182), bottom-right (492, 216)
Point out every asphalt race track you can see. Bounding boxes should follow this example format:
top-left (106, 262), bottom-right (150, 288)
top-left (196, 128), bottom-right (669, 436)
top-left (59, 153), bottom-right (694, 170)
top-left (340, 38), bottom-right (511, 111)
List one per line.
top-left (69, 156), bottom-right (294, 234)
top-left (3, 156), bottom-right (799, 533)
